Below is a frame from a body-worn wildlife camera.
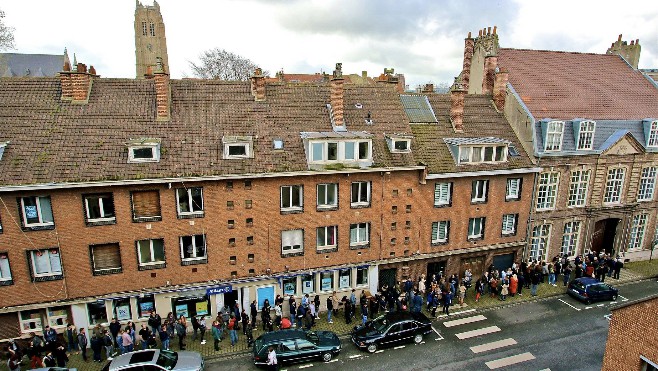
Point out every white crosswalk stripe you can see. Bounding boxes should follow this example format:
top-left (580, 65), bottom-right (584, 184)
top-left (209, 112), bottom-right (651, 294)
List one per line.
top-left (470, 338), bottom-right (517, 353)
top-left (455, 326), bottom-right (501, 340)
top-left (443, 314), bottom-right (487, 327)
top-left (485, 352), bottom-right (535, 369)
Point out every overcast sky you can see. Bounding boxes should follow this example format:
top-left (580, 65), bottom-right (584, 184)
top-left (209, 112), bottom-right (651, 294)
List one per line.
top-left (2, 0), bottom-right (657, 88)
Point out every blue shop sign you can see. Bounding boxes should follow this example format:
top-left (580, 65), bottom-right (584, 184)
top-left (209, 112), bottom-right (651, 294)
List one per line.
top-left (206, 285), bottom-right (233, 295)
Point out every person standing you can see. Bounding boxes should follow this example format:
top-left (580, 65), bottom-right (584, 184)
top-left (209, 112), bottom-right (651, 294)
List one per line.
top-left (43, 325), bottom-right (58, 352)
top-left (66, 323), bottom-right (79, 354)
top-left (509, 274), bottom-right (518, 297)
top-left (103, 330), bottom-right (114, 359)
top-left (228, 314), bottom-right (238, 346)
top-left (116, 329), bottom-right (125, 354)
top-left (241, 309), bottom-right (249, 335)
top-left (77, 328), bottom-right (88, 362)
top-left (266, 346), bottom-right (278, 371)
top-left (198, 316), bottom-right (207, 344)
top-left (55, 344), bottom-right (69, 367)
top-left (211, 320), bottom-right (221, 351)
top-left (326, 296), bottom-right (334, 323)
top-left (474, 280), bottom-right (483, 302)
top-left (175, 318), bottom-right (186, 350)
top-left (7, 354), bottom-right (21, 371)
top-left (43, 350), bottom-right (56, 367)
top-left (139, 324), bottom-right (151, 350)
top-left (250, 300), bottom-right (258, 329)
top-left (274, 303), bottom-right (283, 329)
top-left (159, 325), bottom-right (170, 350)
top-left (442, 290), bottom-right (453, 316)
top-left (313, 295), bottom-right (321, 319)
top-left (613, 257), bottom-right (624, 279)
top-left (531, 267), bottom-right (541, 296)
top-left (122, 327), bottom-right (134, 353)
top-left (191, 316), bottom-right (199, 342)
top-left (500, 280), bottom-right (509, 301)
top-left (90, 334), bottom-right (103, 363)
top-left (562, 264), bottom-right (572, 286)
top-left (148, 312), bottom-right (162, 337)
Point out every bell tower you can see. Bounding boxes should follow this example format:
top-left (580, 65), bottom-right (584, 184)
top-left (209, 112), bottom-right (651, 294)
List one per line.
top-left (135, 0), bottom-right (169, 78)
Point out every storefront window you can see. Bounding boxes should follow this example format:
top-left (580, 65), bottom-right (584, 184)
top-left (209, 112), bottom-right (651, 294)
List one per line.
top-left (88, 301), bottom-right (108, 325)
top-left (113, 298), bottom-right (132, 321)
top-left (356, 267), bottom-right (368, 286)
top-left (172, 295), bottom-right (209, 319)
top-left (301, 274), bottom-right (314, 294)
top-left (338, 269), bottom-right (351, 289)
top-left (320, 271), bottom-right (334, 292)
top-left (20, 309), bottom-right (43, 333)
top-left (47, 306), bottom-right (68, 328)
top-left (137, 294), bottom-right (155, 318)
top-left (283, 277), bottom-right (297, 296)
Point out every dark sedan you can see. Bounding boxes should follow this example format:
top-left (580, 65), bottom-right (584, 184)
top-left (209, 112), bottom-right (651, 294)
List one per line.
top-left (253, 329), bottom-right (341, 366)
top-left (567, 277), bottom-right (618, 304)
top-left (351, 311), bottom-right (433, 353)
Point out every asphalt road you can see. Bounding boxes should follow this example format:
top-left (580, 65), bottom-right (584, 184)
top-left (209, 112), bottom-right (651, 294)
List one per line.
top-left (208, 279), bottom-right (658, 371)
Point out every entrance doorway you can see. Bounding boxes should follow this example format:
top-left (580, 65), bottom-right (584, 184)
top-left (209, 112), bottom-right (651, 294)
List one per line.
top-left (493, 253), bottom-right (515, 272)
top-left (460, 256), bottom-right (484, 281)
top-left (378, 268), bottom-right (397, 290)
top-left (427, 261), bottom-right (446, 281)
top-left (591, 218), bottom-right (620, 255)
top-left (223, 291), bottom-right (238, 311)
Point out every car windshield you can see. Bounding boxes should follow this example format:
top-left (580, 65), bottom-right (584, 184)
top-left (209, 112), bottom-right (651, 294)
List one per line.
top-left (369, 316), bottom-right (389, 333)
top-left (571, 281), bottom-right (586, 290)
top-left (155, 349), bottom-right (178, 370)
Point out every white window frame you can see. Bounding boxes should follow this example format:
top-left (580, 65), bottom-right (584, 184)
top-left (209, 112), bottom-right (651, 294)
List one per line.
top-left (19, 310), bottom-right (43, 333)
top-left (390, 138), bottom-right (411, 153)
top-left (637, 166), bottom-right (657, 202)
top-left (316, 183), bottom-right (338, 209)
top-left (176, 187), bottom-right (204, 216)
top-left (20, 196), bottom-right (54, 227)
top-left (84, 194), bottom-right (115, 223)
top-left (282, 229), bottom-right (304, 255)
top-left (628, 214), bottom-right (648, 251)
top-left (648, 120), bottom-right (658, 147)
top-left (530, 224), bottom-right (551, 262)
top-left (506, 178), bottom-right (521, 200)
top-left (224, 142), bottom-right (251, 159)
top-left (544, 121), bottom-right (564, 151)
top-left (561, 221), bottom-right (581, 257)
top-left (356, 267), bottom-right (368, 287)
top-left (136, 239), bottom-right (165, 266)
top-left (349, 223), bottom-right (370, 247)
top-left (576, 120), bottom-right (596, 150)
top-left (308, 140), bottom-right (372, 163)
top-left (603, 168), bottom-right (625, 204)
top-left (434, 182), bottom-right (452, 206)
top-left (281, 185), bottom-right (303, 212)
top-left (431, 221), bottom-right (449, 244)
top-left (128, 142), bottom-right (160, 163)
top-left (568, 170), bottom-right (590, 207)
top-left (536, 172), bottom-right (559, 210)
top-left (458, 145), bottom-right (507, 164)
top-left (0, 253), bottom-right (12, 281)
top-left (30, 248), bottom-right (62, 278)
top-left (316, 225), bottom-right (337, 251)
top-left (501, 214), bottom-right (517, 236)
top-left (468, 217), bottom-right (485, 240)
top-left (179, 234), bottom-right (207, 262)
top-left (351, 181), bottom-right (371, 207)
top-left (471, 180), bottom-right (488, 203)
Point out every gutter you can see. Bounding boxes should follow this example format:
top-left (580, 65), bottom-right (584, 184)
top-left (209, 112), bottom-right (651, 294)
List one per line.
top-left (426, 167), bottom-right (541, 180)
top-left (0, 166), bottom-right (425, 192)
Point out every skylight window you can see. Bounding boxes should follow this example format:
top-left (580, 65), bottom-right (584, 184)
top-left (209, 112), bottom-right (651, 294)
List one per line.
top-left (127, 139), bottom-right (161, 163)
top-left (222, 136), bottom-right (254, 159)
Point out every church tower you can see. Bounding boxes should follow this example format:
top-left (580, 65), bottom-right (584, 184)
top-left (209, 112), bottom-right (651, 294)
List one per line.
top-left (135, 0), bottom-right (169, 78)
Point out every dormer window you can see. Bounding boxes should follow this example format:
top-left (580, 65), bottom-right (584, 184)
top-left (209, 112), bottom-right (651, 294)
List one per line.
top-left (648, 120), bottom-right (658, 147)
top-left (544, 121), bottom-right (564, 151)
top-left (458, 145), bottom-right (507, 164)
top-left (309, 140), bottom-right (370, 162)
top-left (576, 120), bottom-right (596, 150)
top-left (223, 136), bottom-right (253, 159)
top-left (127, 139), bottom-right (161, 163)
top-left (385, 134), bottom-right (412, 154)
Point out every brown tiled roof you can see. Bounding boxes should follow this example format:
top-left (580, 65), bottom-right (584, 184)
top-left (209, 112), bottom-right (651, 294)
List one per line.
top-left (411, 95), bottom-right (534, 174)
top-left (498, 48), bottom-right (658, 120)
top-left (0, 77), bottom-right (416, 186)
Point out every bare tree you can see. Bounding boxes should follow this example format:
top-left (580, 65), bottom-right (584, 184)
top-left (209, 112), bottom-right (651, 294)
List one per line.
top-left (188, 48), bottom-right (268, 81)
top-left (0, 9), bottom-right (16, 50)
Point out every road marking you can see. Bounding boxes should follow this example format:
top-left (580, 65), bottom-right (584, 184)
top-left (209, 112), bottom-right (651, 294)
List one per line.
top-left (375, 350), bottom-right (384, 354)
top-left (597, 304), bottom-right (604, 307)
top-left (619, 295), bottom-right (629, 302)
top-left (470, 338), bottom-right (517, 354)
top-left (348, 354), bottom-right (362, 359)
top-left (456, 326), bottom-right (501, 340)
top-left (435, 308), bottom-right (476, 318)
top-left (443, 314), bottom-right (487, 327)
top-left (327, 359), bottom-right (338, 363)
top-left (431, 325), bottom-right (444, 341)
top-left (485, 352), bottom-right (536, 369)
top-left (298, 364), bottom-right (314, 369)
top-left (604, 314), bottom-right (612, 321)
top-left (585, 306), bottom-right (592, 309)
top-left (539, 369), bottom-right (552, 371)
top-left (558, 299), bottom-right (581, 311)
top-left (393, 345), bottom-right (405, 349)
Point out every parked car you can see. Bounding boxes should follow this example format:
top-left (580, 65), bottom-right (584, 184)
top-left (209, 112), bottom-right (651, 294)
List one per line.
top-left (33, 369), bottom-right (77, 371)
top-left (253, 329), bottom-right (341, 366)
top-left (100, 349), bottom-right (203, 371)
top-left (567, 277), bottom-right (619, 304)
top-left (351, 311), bottom-right (433, 353)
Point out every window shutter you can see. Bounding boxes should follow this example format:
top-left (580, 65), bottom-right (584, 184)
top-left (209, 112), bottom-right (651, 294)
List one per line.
top-left (446, 221), bottom-right (451, 241)
top-left (431, 222), bottom-right (438, 241)
top-left (448, 183), bottom-right (453, 205)
top-left (517, 178), bottom-right (523, 198)
top-left (481, 217), bottom-right (486, 237)
top-left (91, 243), bottom-right (121, 271)
top-left (484, 180), bottom-right (489, 202)
top-left (471, 181), bottom-right (476, 200)
top-left (132, 190), bottom-right (161, 218)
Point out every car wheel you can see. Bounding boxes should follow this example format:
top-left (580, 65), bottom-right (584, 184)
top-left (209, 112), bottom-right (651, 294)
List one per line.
top-left (611, 294), bottom-right (618, 301)
top-left (413, 334), bottom-right (423, 344)
top-left (322, 352), bottom-right (333, 362)
top-left (366, 343), bottom-right (378, 353)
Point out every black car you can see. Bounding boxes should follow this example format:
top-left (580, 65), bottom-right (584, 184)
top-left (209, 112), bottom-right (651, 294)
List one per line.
top-left (351, 311), bottom-right (433, 353)
top-left (253, 329), bottom-right (341, 366)
top-left (567, 277), bottom-right (619, 304)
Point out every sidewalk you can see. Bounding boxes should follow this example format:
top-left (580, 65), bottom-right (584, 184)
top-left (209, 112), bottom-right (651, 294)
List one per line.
top-left (4, 260), bottom-right (656, 371)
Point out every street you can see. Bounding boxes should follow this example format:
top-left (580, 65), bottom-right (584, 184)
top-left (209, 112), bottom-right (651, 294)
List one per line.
top-left (207, 279), bottom-right (658, 371)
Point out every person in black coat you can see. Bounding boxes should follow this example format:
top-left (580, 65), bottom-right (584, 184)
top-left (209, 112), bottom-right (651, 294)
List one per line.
top-left (54, 345), bottom-right (68, 367)
top-left (90, 334), bottom-right (104, 363)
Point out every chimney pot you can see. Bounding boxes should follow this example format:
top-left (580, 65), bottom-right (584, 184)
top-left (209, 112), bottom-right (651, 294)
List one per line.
top-left (250, 68), bottom-right (266, 101)
top-left (467, 31), bottom-right (471, 38)
top-left (493, 25), bottom-right (497, 35)
top-left (493, 68), bottom-right (509, 111)
top-left (449, 77), bottom-right (467, 133)
top-left (89, 66), bottom-right (96, 75)
top-left (618, 34), bottom-right (622, 42)
top-left (487, 26), bottom-right (491, 35)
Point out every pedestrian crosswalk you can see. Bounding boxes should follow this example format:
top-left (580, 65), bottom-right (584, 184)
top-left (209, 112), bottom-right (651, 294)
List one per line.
top-left (444, 314), bottom-right (538, 370)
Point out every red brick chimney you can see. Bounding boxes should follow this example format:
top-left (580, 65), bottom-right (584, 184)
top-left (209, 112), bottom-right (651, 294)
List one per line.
top-left (475, 26), bottom-right (499, 94)
top-left (250, 68), bottom-right (266, 101)
top-left (330, 63), bottom-right (345, 127)
top-left (450, 76), bottom-right (467, 133)
top-left (153, 57), bottom-right (170, 121)
top-left (59, 61), bottom-right (98, 103)
top-left (493, 68), bottom-right (509, 111)
top-left (606, 34), bottom-right (641, 69)
top-left (422, 84), bottom-right (434, 93)
top-left (462, 32), bottom-right (474, 91)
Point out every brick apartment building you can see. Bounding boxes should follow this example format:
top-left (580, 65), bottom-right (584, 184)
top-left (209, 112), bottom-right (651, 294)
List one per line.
top-left (462, 27), bottom-right (658, 263)
top-left (602, 294), bottom-right (658, 370)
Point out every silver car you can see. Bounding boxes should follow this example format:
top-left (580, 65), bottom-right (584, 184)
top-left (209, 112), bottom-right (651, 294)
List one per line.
top-left (101, 349), bottom-right (204, 371)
